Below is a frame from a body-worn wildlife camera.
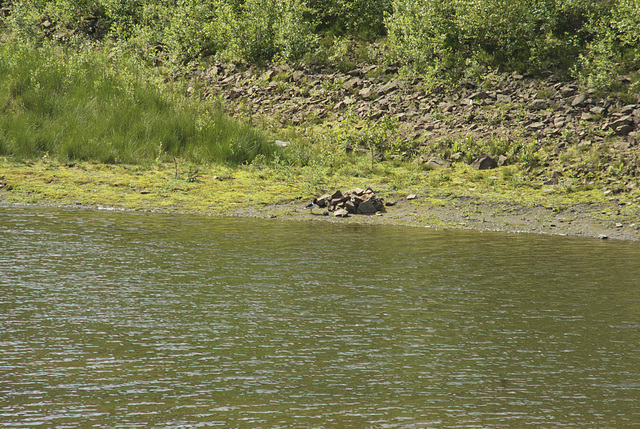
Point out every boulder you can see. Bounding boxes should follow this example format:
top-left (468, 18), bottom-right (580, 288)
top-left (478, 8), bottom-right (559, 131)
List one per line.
top-left (471, 153), bottom-right (498, 170)
top-left (357, 199), bottom-right (378, 214)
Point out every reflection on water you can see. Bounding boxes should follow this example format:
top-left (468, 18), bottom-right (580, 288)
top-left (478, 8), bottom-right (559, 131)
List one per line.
top-left (1, 207), bottom-right (639, 428)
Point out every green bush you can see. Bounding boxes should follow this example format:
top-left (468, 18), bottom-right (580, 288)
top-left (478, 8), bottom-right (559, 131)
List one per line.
top-left (307, 0), bottom-right (392, 37)
top-left (576, 0), bottom-right (640, 89)
top-left (385, 0), bottom-right (633, 83)
top-left (3, 0), bottom-right (317, 65)
top-left (3, 0), bottom-right (638, 85)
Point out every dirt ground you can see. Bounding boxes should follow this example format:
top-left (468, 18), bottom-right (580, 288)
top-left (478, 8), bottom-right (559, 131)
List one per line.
top-left (226, 194), bottom-right (640, 241)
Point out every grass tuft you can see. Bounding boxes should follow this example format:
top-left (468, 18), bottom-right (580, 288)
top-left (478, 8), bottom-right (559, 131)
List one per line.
top-left (0, 42), bottom-right (277, 166)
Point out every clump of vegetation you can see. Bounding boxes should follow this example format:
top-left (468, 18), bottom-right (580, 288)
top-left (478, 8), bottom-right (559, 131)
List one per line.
top-left (3, 1), bottom-right (639, 89)
top-left (385, 0), bottom-right (640, 88)
top-left (0, 42), bottom-right (279, 165)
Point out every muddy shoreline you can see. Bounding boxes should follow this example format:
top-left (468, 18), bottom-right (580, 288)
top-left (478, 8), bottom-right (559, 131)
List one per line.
top-left (3, 191), bottom-right (638, 242)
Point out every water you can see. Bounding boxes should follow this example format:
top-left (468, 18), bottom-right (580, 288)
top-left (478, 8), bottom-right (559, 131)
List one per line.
top-left (1, 207), bottom-right (639, 428)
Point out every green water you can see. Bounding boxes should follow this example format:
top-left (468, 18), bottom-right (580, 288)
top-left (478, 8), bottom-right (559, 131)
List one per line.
top-left (1, 207), bottom-right (639, 428)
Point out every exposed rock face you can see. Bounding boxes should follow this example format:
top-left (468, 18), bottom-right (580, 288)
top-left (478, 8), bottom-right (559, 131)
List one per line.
top-left (314, 188), bottom-right (384, 215)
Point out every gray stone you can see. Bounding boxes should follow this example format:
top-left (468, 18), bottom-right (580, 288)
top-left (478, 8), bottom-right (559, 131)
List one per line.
top-left (316, 194), bottom-right (332, 208)
top-left (471, 153), bottom-right (498, 170)
top-left (333, 208), bottom-right (349, 217)
top-left (609, 115), bottom-right (635, 135)
top-left (425, 156), bottom-right (451, 169)
top-left (615, 124), bottom-right (634, 136)
top-left (530, 99), bottom-right (548, 110)
top-left (359, 87), bottom-right (372, 98)
top-left (379, 80), bottom-right (399, 93)
top-left (470, 91), bottom-right (489, 100)
top-left (343, 77), bottom-right (362, 91)
top-left (571, 93), bottom-right (587, 107)
top-left (527, 121), bottom-right (546, 130)
top-left (357, 199), bottom-right (378, 214)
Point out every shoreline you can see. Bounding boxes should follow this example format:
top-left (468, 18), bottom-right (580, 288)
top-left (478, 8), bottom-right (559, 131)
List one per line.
top-left (2, 160), bottom-right (638, 241)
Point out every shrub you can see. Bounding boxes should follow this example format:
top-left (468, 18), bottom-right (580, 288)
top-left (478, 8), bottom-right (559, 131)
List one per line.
top-left (306, 0), bottom-right (392, 38)
top-left (385, 0), bottom-right (625, 79)
top-left (3, 0), bottom-right (317, 65)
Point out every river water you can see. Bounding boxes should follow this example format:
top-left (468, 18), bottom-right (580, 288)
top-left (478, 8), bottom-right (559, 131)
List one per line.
top-left (1, 207), bottom-right (639, 428)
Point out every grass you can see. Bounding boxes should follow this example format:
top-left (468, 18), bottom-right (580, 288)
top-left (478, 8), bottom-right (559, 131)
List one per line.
top-left (1, 39), bottom-right (639, 237)
top-left (0, 41), bottom-right (278, 165)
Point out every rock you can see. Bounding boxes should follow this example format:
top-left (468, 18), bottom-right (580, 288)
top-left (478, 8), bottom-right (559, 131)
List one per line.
top-left (530, 99), bottom-right (548, 110)
top-left (571, 93), bottom-right (587, 107)
top-left (333, 208), bottom-right (350, 217)
top-left (357, 199), bottom-right (378, 214)
top-left (316, 193), bottom-right (333, 208)
top-left (470, 91), bottom-right (489, 100)
top-left (605, 115), bottom-right (635, 135)
top-left (620, 104), bottom-right (637, 114)
top-left (471, 153), bottom-right (498, 170)
top-left (425, 156), bottom-right (450, 169)
top-left (560, 85), bottom-right (577, 97)
top-left (615, 124), bottom-right (634, 136)
top-left (359, 87), bottom-right (373, 98)
top-left (343, 77), bottom-right (362, 91)
top-left (406, 194), bottom-right (417, 200)
top-left (379, 80), bottom-right (399, 94)
top-left (527, 121), bottom-right (546, 130)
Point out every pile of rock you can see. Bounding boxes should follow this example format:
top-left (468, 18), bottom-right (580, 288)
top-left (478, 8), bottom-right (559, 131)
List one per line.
top-left (313, 188), bottom-right (385, 217)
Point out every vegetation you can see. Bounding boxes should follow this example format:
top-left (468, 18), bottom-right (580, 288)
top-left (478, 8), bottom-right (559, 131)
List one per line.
top-left (0, 42), bottom-right (278, 164)
top-left (3, 0), bottom-right (639, 87)
top-left (1, 1), bottom-right (639, 234)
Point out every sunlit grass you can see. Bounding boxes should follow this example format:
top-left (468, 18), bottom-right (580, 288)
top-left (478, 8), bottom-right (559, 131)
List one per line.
top-left (0, 41), bottom-right (278, 165)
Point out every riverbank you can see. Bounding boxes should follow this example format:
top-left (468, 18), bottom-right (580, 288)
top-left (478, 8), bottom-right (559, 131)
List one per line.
top-left (2, 158), bottom-right (639, 241)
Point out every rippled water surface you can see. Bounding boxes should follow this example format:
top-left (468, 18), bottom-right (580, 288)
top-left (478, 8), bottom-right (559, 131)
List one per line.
top-left (1, 207), bottom-right (639, 428)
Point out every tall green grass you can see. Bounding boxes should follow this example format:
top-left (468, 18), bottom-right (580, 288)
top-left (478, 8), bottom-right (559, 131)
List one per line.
top-left (0, 41), bottom-right (277, 165)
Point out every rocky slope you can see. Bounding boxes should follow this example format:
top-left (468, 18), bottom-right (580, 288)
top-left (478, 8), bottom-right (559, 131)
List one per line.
top-left (194, 61), bottom-right (640, 191)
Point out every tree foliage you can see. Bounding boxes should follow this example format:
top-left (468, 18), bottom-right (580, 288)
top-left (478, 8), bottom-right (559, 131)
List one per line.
top-left (3, 0), bottom-right (639, 87)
